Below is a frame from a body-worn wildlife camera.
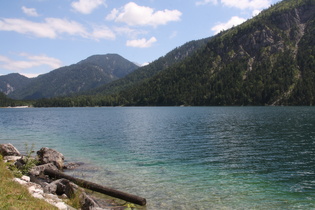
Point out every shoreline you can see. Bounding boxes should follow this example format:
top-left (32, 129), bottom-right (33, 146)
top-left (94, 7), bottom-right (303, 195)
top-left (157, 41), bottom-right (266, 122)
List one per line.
top-left (2, 106), bottom-right (30, 108)
top-left (0, 143), bottom-right (144, 210)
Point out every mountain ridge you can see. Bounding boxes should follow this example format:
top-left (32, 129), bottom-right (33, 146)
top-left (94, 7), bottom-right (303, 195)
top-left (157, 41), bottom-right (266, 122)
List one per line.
top-left (2, 0), bottom-right (315, 107)
top-left (32, 0), bottom-right (315, 107)
top-left (0, 73), bottom-right (33, 95)
top-left (6, 54), bottom-right (138, 100)
top-left (87, 37), bottom-right (212, 96)
top-left (117, 0), bottom-right (314, 106)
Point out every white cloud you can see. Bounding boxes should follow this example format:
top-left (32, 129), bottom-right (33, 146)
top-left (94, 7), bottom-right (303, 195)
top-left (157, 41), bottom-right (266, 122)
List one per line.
top-left (45, 18), bottom-right (88, 37)
top-left (71, 0), bottom-right (106, 14)
top-left (221, 0), bottom-right (271, 10)
top-left (195, 0), bottom-right (270, 10)
top-left (141, 62), bottom-right (150, 66)
top-left (169, 31), bottom-right (178, 39)
top-left (0, 18), bottom-right (57, 38)
top-left (114, 26), bottom-right (147, 39)
top-left (0, 18), bottom-right (85, 39)
top-left (252, 9), bottom-right (261, 16)
top-left (196, 0), bottom-right (218, 6)
top-left (106, 8), bottom-right (119, 21)
top-left (0, 53), bottom-right (62, 73)
top-left (20, 73), bottom-right (41, 78)
top-left (106, 2), bottom-right (182, 27)
top-left (211, 16), bottom-right (246, 34)
top-left (126, 37), bottom-right (157, 48)
top-left (0, 18), bottom-right (115, 40)
top-left (91, 25), bottom-right (116, 40)
top-left (22, 6), bottom-right (39, 17)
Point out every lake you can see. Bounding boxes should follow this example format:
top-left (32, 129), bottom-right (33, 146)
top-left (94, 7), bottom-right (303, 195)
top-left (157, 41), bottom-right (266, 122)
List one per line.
top-left (1, 107), bottom-right (315, 209)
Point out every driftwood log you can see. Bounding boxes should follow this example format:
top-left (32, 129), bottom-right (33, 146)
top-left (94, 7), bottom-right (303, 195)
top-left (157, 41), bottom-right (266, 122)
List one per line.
top-left (44, 169), bottom-right (146, 206)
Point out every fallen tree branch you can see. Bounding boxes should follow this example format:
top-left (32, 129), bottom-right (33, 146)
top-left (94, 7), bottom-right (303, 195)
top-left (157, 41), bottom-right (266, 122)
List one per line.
top-left (44, 169), bottom-right (146, 206)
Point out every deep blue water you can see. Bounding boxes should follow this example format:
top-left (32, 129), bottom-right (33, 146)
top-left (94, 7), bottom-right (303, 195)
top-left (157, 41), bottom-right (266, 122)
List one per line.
top-left (1, 107), bottom-right (315, 209)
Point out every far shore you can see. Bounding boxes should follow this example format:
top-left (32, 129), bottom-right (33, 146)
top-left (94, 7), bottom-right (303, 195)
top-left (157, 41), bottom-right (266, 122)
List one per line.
top-left (3, 106), bottom-right (30, 108)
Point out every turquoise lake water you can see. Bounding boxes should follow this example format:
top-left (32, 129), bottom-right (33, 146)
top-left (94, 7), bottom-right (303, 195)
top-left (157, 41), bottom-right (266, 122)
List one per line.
top-left (1, 107), bottom-right (315, 209)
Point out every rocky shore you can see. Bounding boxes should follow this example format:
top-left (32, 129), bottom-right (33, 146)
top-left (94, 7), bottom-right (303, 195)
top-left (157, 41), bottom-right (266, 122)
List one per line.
top-left (0, 143), bottom-right (127, 210)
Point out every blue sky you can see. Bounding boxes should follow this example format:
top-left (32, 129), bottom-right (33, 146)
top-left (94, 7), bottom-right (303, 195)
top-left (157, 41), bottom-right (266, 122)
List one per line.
top-left (0, 0), bottom-right (281, 78)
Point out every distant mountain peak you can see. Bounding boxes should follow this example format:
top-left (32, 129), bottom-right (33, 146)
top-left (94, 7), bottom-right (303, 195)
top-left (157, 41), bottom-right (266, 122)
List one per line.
top-left (5, 54), bottom-right (138, 100)
top-left (0, 73), bottom-right (32, 95)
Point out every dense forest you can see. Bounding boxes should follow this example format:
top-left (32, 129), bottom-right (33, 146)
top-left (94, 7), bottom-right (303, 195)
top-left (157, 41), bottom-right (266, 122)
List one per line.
top-left (0, 92), bottom-right (30, 107)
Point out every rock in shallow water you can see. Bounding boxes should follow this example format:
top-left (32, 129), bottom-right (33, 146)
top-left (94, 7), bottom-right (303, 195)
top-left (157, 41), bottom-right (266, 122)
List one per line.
top-left (37, 147), bottom-right (65, 170)
top-left (63, 162), bottom-right (84, 170)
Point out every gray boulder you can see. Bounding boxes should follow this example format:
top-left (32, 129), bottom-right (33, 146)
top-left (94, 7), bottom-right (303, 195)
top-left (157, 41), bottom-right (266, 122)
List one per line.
top-left (0, 143), bottom-right (21, 156)
top-left (29, 163), bottom-right (59, 176)
top-left (44, 178), bottom-right (79, 198)
top-left (45, 179), bottom-right (101, 210)
top-left (80, 192), bottom-right (100, 210)
top-left (37, 147), bottom-right (64, 170)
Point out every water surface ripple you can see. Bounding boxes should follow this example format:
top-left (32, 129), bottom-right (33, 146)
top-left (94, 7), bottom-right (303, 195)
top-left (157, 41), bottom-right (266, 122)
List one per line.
top-left (1, 107), bottom-right (315, 209)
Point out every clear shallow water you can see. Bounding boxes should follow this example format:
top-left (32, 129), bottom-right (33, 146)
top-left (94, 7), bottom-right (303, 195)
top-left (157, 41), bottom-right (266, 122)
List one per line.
top-left (1, 107), bottom-right (315, 209)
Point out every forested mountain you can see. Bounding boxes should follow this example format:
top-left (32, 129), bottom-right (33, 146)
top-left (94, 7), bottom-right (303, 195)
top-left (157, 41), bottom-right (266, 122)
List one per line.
top-left (8, 54), bottom-right (138, 100)
top-left (77, 54), bottom-right (138, 78)
top-left (88, 37), bottom-right (212, 95)
top-left (106, 0), bottom-right (315, 106)
top-left (34, 0), bottom-right (315, 107)
top-left (0, 73), bottom-right (32, 95)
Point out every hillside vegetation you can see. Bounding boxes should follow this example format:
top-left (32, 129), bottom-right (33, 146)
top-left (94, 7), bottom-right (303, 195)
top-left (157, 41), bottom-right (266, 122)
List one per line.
top-left (0, 73), bottom-right (32, 95)
top-left (0, 92), bottom-right (30, 107)
top-left (0, 155), bottom-right (57, 209)
top-left (31, 0), bottom-right (315, 107)
top-left (117, 0), bottom-right (315, 106)
top-left (6, 54), bottom-right (139, 100)
top-left (88, 37), bottom-right (212, 96)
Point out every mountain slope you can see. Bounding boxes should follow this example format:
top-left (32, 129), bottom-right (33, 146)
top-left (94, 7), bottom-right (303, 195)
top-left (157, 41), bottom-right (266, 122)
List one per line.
top-left (115, 0), bottom-right (315, 106)
top-left (9, 54), bottom-right (138, 100)
top-left (33, 0), bottom-right (315, 107)
top-left (0, 73), bottom-right (32, 95)
top-left (89, 37), bottom-right (212, 95)
top-left (77, 54), bottom-right (138, 78)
